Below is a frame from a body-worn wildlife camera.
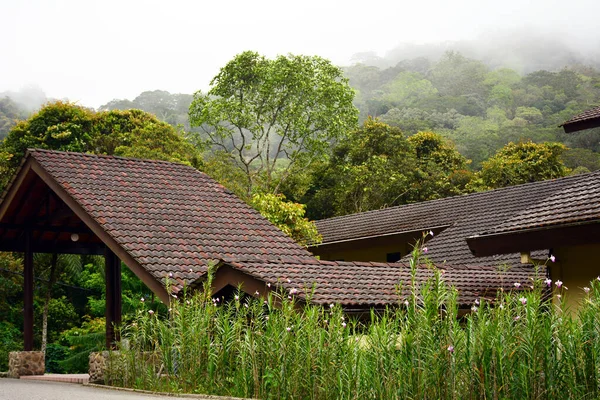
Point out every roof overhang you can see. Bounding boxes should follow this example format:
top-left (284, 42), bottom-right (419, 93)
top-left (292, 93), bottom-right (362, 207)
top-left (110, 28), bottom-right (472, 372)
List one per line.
top-left (560, 117), bottom-right (600, 133)
top-left (310, 224), bottom-right (450, 249)
top-left (467, 221), bottom-right (600, 257)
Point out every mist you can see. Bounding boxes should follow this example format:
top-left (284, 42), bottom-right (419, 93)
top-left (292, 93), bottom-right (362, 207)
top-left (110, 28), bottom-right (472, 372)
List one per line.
top-left (1, 0), bottom-right (599, 109)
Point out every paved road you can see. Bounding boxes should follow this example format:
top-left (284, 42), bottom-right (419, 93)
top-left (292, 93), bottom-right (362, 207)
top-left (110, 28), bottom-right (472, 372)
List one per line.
top-left (0, 379), bottom-right (218, 400)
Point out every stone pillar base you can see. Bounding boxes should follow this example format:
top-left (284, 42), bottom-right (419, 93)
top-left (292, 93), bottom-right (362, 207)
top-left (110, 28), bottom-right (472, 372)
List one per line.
top-left (8, 351), bottom-right (45, 378)
top-left (89, 351), bottom-right (108, 384)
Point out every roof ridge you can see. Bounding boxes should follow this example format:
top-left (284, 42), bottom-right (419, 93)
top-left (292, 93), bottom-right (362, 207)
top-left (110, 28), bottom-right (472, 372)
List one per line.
top-left (27, 148), bottom-right (192, 167)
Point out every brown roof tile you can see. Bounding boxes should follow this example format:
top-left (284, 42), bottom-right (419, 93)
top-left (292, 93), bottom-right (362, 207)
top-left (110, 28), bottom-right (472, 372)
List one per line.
top-left (224, 258), bottom-right (539, 307)
top-left (479, 169), bottom-right (600, 235)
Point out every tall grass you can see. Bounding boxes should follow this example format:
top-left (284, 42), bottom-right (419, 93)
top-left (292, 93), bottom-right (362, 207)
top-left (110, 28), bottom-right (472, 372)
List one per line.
top-left (107, 251), bottom-right (600, 399)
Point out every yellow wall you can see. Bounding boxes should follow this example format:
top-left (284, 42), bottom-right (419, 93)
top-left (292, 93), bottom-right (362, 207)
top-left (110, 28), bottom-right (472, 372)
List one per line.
top-left (310, 228), bottom-right (445, 262)
top-left (550, 243), bottom-right (600, 310)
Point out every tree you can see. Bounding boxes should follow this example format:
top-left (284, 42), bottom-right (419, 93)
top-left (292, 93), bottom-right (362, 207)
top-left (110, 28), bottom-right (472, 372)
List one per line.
top-left (92, 109), bottom-right (198, 166)
top-left (479, 141), bottom-right (570, 189)
top-left (250, 193), bottom-right (321, 247)
top-left (303, 120), bottom-right (472, 219)
top-left (407, 131), bottom-right (473, 201)
top-left (189, 51), bottom-right (358, 199)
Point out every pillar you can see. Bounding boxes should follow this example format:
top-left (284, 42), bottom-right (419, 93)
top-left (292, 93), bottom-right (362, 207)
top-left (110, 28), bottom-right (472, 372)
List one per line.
top-left (24, 230), bottom-right (34, 351)
top-left (105, 247), bottom-right (122, 349)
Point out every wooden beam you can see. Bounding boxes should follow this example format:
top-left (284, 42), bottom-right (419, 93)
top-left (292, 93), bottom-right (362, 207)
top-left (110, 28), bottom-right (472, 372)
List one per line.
top-left (0, 163), bottom-right (33, 221)
top-left (24, 230), bottom-right (33, 351)
top-left (0, 222), bottom-right (92, 234)
top-left (105, 247), bottom-right (122, 349)
top-left (0, 240), bottom-right (105, 255)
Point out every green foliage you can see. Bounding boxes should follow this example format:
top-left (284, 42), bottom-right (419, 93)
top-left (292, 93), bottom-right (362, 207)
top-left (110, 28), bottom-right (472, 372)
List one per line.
top-left (304, 120), bottom-right (472, 219)
top-left (250, 193), bottom-right (321, 247)
top-left (479, 141), bottom-right (570, 189)
top-left (189, 51), bottom-right (358, 197)
top-left (107, 249), bottom-right (600, 399)
top-left (343, 52), bottom-right (600, 175)
top-left (0, 101), bottom-right (94, 171)
top-left (45, 343), bottom-right (70, 373)
top-left (0, 321), bottom-right (22, 371)
top-left (100, 90), bottom-right (194, 130)
top-left (58, 317), bottom-right (105, 373)
top-left (0, 97), bottom-right (28, 140)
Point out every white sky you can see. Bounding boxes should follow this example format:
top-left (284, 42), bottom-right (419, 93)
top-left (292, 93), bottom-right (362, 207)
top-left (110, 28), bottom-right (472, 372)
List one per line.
top-left (1, 0), bottom-right (599, 108)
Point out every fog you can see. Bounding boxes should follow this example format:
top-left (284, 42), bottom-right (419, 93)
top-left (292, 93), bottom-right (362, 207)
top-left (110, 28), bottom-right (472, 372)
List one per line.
top-left (1, 0), bottom-right (599, 109)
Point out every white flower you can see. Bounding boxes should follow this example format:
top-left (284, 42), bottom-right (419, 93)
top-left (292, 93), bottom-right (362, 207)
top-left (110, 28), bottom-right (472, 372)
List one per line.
top-left (286, 327), bottom-right (292, 332)
top-left (342, 322), bottom-right (347, 328)
top-left (513, 282), bottom-right (521, 288)
top-left (550, 255), bottom-right (556, 263)
top-left (168, 272), bottom-right (173, 278)
top-left (189, 268), bottom-right (193, 273)
top-left (290, 288), bottom-right (298, 295)
top-left (171, 294), bottom-right (177, 298)
top-left (403, 300), bottom-right (409, 306)
top-left (148, 310), bottom-right (154, 315)
top-left (235, 295), bottom-right (239, 300)
top-left (544, 278), bottom-right (552, 287)
top-left (255, 290), bottom-right (260, 296)
top-left (422, 247), bottom-right (428, 254)
top-left (555, 280), bottom-right (563, 288)
top-left (140, 297), bottom-right (145, 303)
top-left (429, 230), bottom-right (434, 237)
top-left (267, 282), bottom-right (271, 288)
top-left (584, 287), bottom-right (591, 294)
top-left (474, 298), bottom-right (480, 305)
top-left (287, 278), bottom-right (291, 283)
top-left (471, 305), bottom-right (478, 312)
top-left (330, 303), bottom-right (334, 309)
top-left (519, 297), bottom-right (527, 305)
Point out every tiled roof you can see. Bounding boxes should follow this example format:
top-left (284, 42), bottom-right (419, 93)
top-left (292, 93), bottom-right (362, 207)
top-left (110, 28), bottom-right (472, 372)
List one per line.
top-left (315, 173), bottom-right (589, 269)
top-left (479, 169), bottom-right (600, 235)
top-left (225, 258), bottom-right (539, 307)
top-left (560, 105), bottom-right (600, 130)
top-left (28, 149), bottom-right (314, 291)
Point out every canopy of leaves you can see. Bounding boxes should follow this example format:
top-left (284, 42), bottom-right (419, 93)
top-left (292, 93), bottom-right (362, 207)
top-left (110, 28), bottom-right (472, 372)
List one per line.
top-left (189, 51), bottom-right (358, 198)
top-left (478, 141), bottom-right (570, 189)
top-left (250, 192), bottom-right (321, 247)
top-left (303, 119), bottom-right (472, 219)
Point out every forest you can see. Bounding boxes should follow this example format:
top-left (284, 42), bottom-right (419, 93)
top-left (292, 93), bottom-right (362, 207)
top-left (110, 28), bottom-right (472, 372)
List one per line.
top-left (0, 47), bottom-right (599, 372)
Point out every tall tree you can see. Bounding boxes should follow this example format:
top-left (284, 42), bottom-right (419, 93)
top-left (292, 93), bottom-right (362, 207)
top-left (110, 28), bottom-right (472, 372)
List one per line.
top-left (189, 51), bottom-right (358, 198)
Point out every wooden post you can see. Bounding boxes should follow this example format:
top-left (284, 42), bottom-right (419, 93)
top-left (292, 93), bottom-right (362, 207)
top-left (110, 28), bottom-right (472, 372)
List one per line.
top-left (104, 247), bottom-right (122, 349)
top-left (24, 230), bottom-right (34, 351)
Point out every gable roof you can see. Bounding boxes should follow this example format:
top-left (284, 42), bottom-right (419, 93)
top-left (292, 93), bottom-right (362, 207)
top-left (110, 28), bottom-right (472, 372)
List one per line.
top-left (467, 169), bottom-right (600, 256)
top-left (560, 105), bottom-right (600, 133)
top-left (314, 172), bottom-right (590, 269)
top-left (0, 149), bottom-right (313, 301)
